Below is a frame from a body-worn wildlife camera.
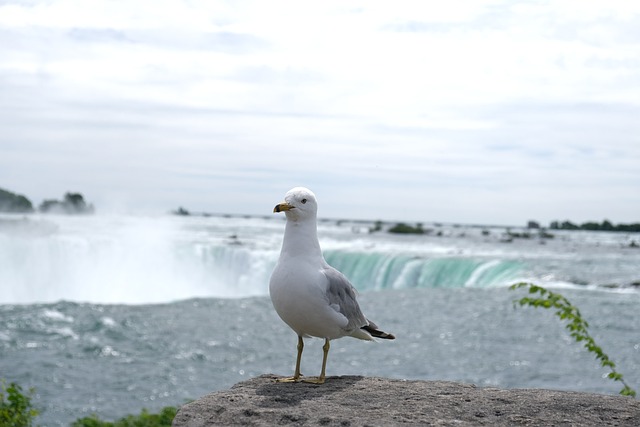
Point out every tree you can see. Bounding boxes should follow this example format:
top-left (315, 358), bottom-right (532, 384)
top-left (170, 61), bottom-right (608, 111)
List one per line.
top-left (39, 192), bottom-right (95, 214)
top-left (0, 188), bottom-right (34, 213)
top-left (601, 220), bottom-right (614, 231)
top-left (388, 222), bottom-right (425, 234)
top-left (0, 380), bottom-right (39, 427)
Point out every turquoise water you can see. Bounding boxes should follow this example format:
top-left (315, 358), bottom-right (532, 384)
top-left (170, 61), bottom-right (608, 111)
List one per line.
top-left (0, 215), bottom-right (639, 425)
top-left (323, 251), bottom-right (523, 289)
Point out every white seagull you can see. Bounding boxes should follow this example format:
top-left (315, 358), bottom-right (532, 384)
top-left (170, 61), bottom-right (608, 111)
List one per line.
top-left (269, 187), bottom-right (395, 384)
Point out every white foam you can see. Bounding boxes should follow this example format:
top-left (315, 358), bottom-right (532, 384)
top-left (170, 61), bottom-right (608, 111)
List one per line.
top-left (1, 214), bottom-right (637, 304)
top-left (42, 309), bottom-right (74, 323)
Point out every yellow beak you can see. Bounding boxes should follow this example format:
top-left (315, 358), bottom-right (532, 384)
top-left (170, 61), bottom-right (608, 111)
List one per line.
top-left (273, 202), bottom-right (294, 213)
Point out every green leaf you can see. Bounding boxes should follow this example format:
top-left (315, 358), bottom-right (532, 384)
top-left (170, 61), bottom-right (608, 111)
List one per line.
top-left (608, 372), bottom-right (623, 381)
top-left (0, 380), bottom-right (39, 427)
top-left (620, 387), bottom-right (637, 397)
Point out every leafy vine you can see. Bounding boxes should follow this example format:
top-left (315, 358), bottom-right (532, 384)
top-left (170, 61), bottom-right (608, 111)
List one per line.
top-left (510, 282), bottom-right (636, 397)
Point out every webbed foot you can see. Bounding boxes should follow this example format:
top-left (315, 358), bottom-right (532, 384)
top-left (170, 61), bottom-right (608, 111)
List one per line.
top-left (276, 374), bottom-right (303, 383)
top-left (301, 376), bottom-right (325, 384)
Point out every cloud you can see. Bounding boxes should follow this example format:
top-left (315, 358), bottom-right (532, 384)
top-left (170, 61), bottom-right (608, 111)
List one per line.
top-left (0, 1), bottom-right (639, 224)
top-left (86, 29), bottom-right (271, 54)
top-left (68, 28), bottom-right (132, 43)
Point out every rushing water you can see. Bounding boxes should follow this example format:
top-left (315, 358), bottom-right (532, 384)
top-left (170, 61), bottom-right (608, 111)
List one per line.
top-left (0, 214), bottom-right (639, 425)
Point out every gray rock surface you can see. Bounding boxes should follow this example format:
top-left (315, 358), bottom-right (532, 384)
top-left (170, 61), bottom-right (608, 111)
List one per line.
top-left (173, 374), bottom-right (640, 426)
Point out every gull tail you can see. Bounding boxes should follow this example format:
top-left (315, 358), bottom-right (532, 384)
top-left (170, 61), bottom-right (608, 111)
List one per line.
top-left (361, 320), bottom-right (395, 340)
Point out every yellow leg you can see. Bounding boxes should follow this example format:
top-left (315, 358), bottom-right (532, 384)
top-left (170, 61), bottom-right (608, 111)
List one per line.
top-left (277, 336), bottom-right (304, 382)
top-left (302, 338), bottom-right (329, 384)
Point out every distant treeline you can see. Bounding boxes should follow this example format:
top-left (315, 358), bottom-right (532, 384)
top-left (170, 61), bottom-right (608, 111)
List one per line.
top-left (0, 187), bottom-right (94, 214)
top-left (0, 188), bottom-right (32, 213)
top-left (549, 220), bottom-right (640, 233)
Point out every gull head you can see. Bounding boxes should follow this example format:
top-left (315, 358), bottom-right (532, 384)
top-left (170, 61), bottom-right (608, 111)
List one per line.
top-left (273, 187), bottom-right (318, 221)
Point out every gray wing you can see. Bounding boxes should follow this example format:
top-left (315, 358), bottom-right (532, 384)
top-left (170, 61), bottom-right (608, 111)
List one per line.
top-left (322, 266), bottom-right (368, 331)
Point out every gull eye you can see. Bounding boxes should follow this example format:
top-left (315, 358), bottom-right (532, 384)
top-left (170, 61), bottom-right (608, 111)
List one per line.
top-left (301, 198), bottom-right (307, 204)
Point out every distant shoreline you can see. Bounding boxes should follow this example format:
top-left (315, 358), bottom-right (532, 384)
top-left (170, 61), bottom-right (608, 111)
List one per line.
top-left (549, 219), bottom-right (640, 233)
top-left (171, 207), bottom-right (640, 234)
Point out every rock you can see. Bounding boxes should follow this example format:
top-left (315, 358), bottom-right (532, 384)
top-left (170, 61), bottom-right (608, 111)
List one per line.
top-left (173, 374), bottom-right (640, 426)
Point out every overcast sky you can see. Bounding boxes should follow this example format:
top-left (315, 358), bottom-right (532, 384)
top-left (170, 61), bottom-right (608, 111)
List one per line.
top-left (1, 0), bottom-right (639, 225)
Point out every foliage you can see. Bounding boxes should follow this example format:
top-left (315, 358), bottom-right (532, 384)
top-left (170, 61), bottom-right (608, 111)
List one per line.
top-left (0, 188), bottom-right (34, 213)
top-left (506, 230), bottom-right (532, 239)
top-left (510, 282), bottom-right (637, 397)
top-left (172, 207), bottom-right (190, 216)
top-left (369, 220), bottom-right (383, 233)
top-left (0, 378), bottom-right (178, 427)
top-left (549, 219), bottom-right (640, 232)
top-left (0, 380), bottom-right (39, 427)
top-left (388, 222), bottom-right (424, 234)
top-left (39, 192), bottom-right (95, 215)
top-left (71, 406), bottom-right (178, 427)
top-left (506, 229), bottom-right (555, 240)
top-left (527, 220), bottom-right (540, 229)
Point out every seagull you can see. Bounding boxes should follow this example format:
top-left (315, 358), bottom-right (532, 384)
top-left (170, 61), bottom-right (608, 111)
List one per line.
top-left (269, 187), bottom-right (395, 384)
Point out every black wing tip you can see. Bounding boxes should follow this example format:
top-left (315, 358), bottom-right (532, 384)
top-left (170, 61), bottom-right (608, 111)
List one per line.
top-left (377, 331), bottom-right (396, 340)
top-left (362, 325), bottom-right (396, 340)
